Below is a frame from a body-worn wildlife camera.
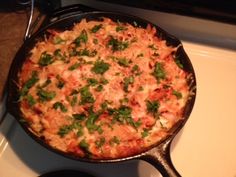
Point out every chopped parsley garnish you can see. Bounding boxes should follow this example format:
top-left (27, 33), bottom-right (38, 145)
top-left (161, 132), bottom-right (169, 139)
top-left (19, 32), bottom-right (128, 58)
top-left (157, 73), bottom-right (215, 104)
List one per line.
top-left (37, 89), bottom-right (56, 102)
top-left (123, 76), bottom-right (134, 92)
top-left (85, 109), bottom-right (100, 133)
top-left (56, 75), bottom-right (65, 89)
top-left (141, 129), bottom-right (150, 138)
top-left (53, 36), bottom-right (65, 44)
top-left (53, 102), bottom-right (67, 112)
top-left (119, 97), bottom-right (129, 105)
top-left (20, 71), bottom-right (39, 97)
top-left (113, 106), bottom-right (132, 123)
top-left (70, 95), bottom-right (77, 106)
top-left (146, 100), bottom-right (159, 117)
top-left (95, 137), bottom-right (106, 148)
top-left (58, 121), bottom-right (83, 137)
top-left (172, 90), bottom-right (182, 99)
top-left (39, 78), bottom-right (51, 88)
top-left (117, 57), bottom-right (130, 67)
top-left (101, 101), bottom-right (109, 110)
top-left (54, 49), bottom-right (66, 61)
top-left (116, 25), bottom-right (128, 32)
top-left (69, 48), bottom-right (77, 57)
top-left (131, 64), bottom-right (141, 75)
top-left (152, 62), bottom-right (166, 82)
top-left (93, 38), bottom-right (98, 44)
top-left (79, 86), bottom-right (95, 104)
top-left (79, 139), bottom-right (90, 153)
top-left (110, 136), bottom-right (120, 145)
top-left (153, 52), bottom-right (160, 57)
top-left (174, 58), bottom-right (184, 69)
top-left (87, 78), bottom-right (98, 86)
top-left (77, 48), bottom-right (97, 57)
top-left (95, 85), bottom-right (103, 92)
top-left (137, 53), bottom-right (144, 58)
top-left (100, 77), bottom-right (109, 85)
top-left (26, 94), bottom-right (36, 106)
top-left (38, 52), bottom-right (54, 66)
top-left (111, 106), bottom-right (140, 128)
top-left (74, 29), bottom-right (88, 47)
top-left (148, 44), bottom-right (158, 50)
top-left (70, 89), bottom-right (79, 95)
top-left (91, 60), bottom-right (110, 75)
top-left (138, 86), bottom-right (144, 91)
top-left (90, 24), bottom-right (102, 33)
top-left (68, 62), bottom-right (81, 71)
top-left (72, 113), bottom-right (86, 121)
top-left (107, 36), bottom-right (129, 52)
top-left (58, 125), bottom-right (73, 137)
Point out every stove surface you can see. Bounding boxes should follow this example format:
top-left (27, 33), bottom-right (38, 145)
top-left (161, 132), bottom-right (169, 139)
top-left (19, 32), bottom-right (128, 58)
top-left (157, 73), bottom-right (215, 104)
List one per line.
top-left (1, 40), bottom-right (236, 177)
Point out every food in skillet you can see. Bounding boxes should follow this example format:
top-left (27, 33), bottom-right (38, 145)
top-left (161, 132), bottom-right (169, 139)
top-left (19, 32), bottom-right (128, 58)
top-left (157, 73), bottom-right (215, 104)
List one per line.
top-left (18, 18), bottom-right (190, 159)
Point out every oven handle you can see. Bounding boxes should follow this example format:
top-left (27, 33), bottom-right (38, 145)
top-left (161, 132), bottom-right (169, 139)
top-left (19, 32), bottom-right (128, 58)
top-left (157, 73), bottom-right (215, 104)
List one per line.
top-left (45, 4), bottom-right (97, 24)
top-left (24, 4), bottom-right (97, 41)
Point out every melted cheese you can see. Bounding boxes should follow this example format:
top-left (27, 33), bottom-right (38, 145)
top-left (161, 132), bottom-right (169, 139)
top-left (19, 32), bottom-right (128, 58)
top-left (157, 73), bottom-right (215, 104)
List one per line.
top-left (18, 18), bottom-right (190, 159)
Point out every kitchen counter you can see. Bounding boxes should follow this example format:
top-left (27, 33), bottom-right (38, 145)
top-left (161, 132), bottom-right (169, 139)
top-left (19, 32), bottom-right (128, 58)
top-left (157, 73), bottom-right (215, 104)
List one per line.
top-left (0, 8), bottom-right (41, 101)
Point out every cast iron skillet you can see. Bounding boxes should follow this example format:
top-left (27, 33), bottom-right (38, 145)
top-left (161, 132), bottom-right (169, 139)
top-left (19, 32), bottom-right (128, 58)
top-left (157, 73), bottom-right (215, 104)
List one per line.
top-left (6, 4), bottom-right (196, 177)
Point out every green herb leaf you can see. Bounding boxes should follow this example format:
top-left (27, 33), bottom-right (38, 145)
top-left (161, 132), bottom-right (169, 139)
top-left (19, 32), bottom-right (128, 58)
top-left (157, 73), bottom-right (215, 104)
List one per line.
top-left (172, 90), bottom-right (182, 99)
top-left (68, 62), bottom-right (81, 71)
top-left (37, 89), bottom-right (56, 101)
top-left (56, 75), bottom-right (65, 89)
top-left (95, 85), bottom-right (103, 92)
top-left (141, 129), bottom-right (150, 138)
top-left (90, 24), bottom-right (102, 33)
top-left (70, 95), bottom-right (77, 106)
top-left (152, 62), bottom-right (166, 81)
top-left (110, 136), bottom-right (120, 145)
top-left (58, 124), bottom-right (73, 137)
top-left (72, 113), bottom-right (86, 120)
top-left (79, 86), bottom-right (95, 104)
top-left (93, 38), bottom-right (98, 44)
top-left (91, 60), bottom-right (110, 75)
top-left (87, 78), bottom-right (98, 86)
top-left (137, 53), bottom-right (144, 58)
top-left (38, 51), bottom-right (54, 66)
top-left (74, 29), bottom-right (88, 47)
top-left (95, 137), bottom-right (106, 148)
top-left (123, 76), bottom-right (134, 92)
top-left (85, 111), bottom-right (100, 133)
top-left (107, 36), bottom-right (129, 52)
top-left (53, 36), bottom-right (65, 44)
top-left (53, 102), bottom-right (67, 112)
top-left (26, 94), bottom-right (36, 106)
top-left (116, 26), bottom-right (127, 32)
top-left (77, 48), bottom-right (97, 57)
top-left (146, 100), bottom-right (159, 115)
top-left (40, 78), bottom-right (51, 88)
top-left (20, 71), bottom-right (39, 97)
top-left (54, 49), bottom-right (66, 61)
top-left (131, 64), bottom-right (141, 75)
top-left (117, 57), bottom-right (130, 67)
top-left (148, 44), bottom-right (158, 50)
top-left (79, 139), bottom-right (90, 152)
top-left (100, 77), bottom-right (109, 85)
top-left (174, 58), bottom-right (184, 69)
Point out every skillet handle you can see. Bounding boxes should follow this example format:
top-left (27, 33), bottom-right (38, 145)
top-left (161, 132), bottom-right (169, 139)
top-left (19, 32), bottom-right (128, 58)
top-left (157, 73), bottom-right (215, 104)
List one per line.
top-left (141, 138), bottom-right (181, 177)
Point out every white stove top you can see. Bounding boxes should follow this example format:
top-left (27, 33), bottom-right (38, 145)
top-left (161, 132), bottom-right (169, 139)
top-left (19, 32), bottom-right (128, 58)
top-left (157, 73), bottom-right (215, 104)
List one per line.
top-left (1, 41), bottom-right (236, 177)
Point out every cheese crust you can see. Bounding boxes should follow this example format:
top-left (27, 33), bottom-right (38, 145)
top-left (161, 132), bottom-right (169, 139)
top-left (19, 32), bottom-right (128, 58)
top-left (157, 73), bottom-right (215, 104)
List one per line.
top-left (18, 18), bottom-right (190, 159)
